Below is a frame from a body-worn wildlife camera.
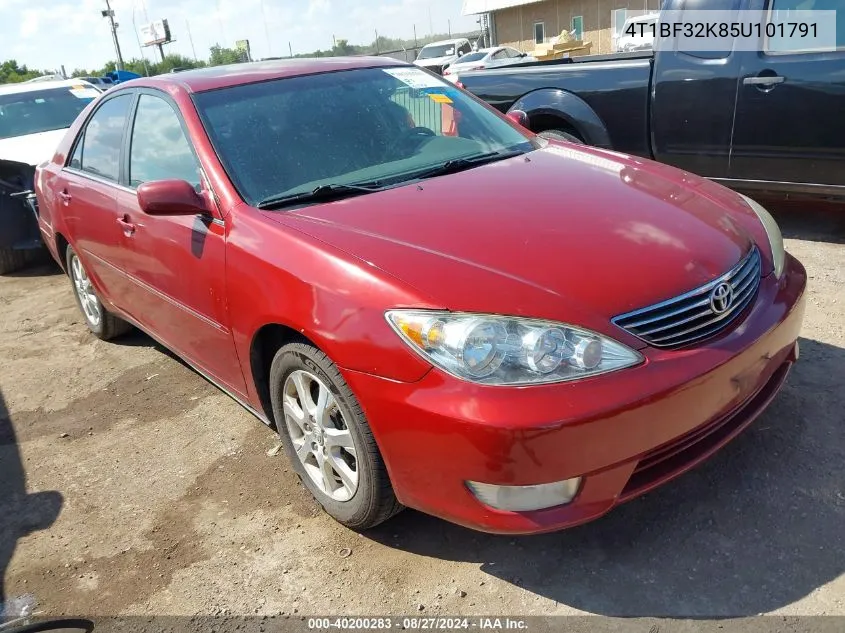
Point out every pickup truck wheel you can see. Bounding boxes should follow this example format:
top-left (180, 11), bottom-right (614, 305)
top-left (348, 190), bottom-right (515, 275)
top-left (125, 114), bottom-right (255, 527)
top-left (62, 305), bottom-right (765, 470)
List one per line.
top-left (0, 247), bottom-right (29, 275)
top-left (538, 129), bottom-right (583, 144)
top-left (269, 342), bottom-right (402, 530)
top-left (66, 246), bottom-right (132, 340)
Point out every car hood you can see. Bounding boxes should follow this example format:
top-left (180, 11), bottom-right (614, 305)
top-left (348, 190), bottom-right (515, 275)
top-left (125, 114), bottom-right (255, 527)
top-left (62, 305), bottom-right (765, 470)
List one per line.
top-left (0, 128), bottom-right (67, 166)
top-left (269, 143), bottom-right (757, 340)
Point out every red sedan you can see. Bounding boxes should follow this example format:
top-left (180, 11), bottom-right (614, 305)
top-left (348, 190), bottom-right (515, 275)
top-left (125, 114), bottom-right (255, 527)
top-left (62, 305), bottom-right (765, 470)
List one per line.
top-left (35, 58), bottom-right (806, 534)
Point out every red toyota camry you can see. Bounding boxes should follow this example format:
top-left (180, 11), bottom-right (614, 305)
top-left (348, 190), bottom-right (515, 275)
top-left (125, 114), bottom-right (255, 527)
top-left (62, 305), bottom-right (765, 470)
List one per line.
top-left (35, 58), bottom-right (806, 534)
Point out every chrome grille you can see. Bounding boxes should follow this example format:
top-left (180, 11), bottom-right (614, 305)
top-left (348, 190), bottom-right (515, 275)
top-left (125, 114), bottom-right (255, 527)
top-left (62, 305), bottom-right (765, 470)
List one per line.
top-left (613, 247), bottom-right (762, 349)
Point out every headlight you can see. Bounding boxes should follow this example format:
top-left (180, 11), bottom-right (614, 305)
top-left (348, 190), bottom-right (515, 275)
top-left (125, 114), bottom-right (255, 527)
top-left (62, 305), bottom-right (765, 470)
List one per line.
top-left (740, 194), bottom-right (785, 278)
top-left (385, 310), bottom-right (642, 385)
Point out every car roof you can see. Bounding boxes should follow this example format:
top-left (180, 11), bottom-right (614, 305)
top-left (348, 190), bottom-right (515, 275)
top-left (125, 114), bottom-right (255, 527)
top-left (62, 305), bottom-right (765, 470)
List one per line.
top-left (421, 38), bottom-right (468, 47)
top-left (128, 56), bottom-right (410, 94)
top-left (0, 78), bottom-right (97, 96)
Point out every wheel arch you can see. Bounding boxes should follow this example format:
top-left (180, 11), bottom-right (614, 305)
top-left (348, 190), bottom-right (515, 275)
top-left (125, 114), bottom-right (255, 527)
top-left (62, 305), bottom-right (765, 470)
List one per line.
top-left (508, 89), bottom-right (612, 148)
top-left (249, 321), bottom-right (319, 425)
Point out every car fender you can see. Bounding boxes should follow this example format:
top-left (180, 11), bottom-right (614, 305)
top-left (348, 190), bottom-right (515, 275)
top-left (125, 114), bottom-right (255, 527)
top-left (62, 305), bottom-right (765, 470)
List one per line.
top-left (508, 89), bottom-right (612, 148)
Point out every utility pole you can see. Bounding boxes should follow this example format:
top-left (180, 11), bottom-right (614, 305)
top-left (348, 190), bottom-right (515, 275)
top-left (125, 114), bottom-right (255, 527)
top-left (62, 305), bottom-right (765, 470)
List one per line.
top-left (260, 0), bottom-right (272, 57)
top-left (375, 29), bottom-right (379, 54)
top-left (186, 19), bottom-right (198, 61)
top-left (289, 41), bottom-right (293, 58)
top-left (448, 19), bottom-right (451, 37)
top-left (102, 0), bottom-right (125, 70)
top-left (428, 5), bottom-right (433, 35)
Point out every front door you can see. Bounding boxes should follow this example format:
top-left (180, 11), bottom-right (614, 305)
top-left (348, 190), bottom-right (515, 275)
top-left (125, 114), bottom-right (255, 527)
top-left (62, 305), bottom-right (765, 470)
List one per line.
top-left (115, 91), bottom-right (247, 396)
top-left (61, 93), bottom-right (136, 305)
top-left (729, 0), bottom-right (845, 189)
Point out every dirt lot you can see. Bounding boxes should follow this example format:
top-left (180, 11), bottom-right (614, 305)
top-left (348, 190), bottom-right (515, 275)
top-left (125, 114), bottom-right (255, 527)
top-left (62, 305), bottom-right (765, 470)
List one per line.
top-left (1, 206), bottom-right (844, 619)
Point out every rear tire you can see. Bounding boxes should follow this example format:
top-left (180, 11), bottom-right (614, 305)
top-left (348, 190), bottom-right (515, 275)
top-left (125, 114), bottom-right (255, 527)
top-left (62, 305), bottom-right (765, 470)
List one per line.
top-left (0, 248), bottom-right (30, 275)
top-left (65, 245), bottom-right (131, 341)
top-left (538, 128), bottom-right (583, 144)
top-left (269, 342), bottom-right (402, 530)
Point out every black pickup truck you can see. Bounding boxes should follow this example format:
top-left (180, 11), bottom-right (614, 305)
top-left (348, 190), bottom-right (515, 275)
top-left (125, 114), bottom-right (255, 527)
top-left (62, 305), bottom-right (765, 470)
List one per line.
top-left (457, 0), bottom-right (845, 201)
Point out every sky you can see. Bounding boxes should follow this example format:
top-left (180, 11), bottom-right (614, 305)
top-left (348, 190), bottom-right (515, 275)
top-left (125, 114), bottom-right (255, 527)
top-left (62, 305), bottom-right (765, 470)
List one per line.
top-left (1, 0), bottom-right (481, 72)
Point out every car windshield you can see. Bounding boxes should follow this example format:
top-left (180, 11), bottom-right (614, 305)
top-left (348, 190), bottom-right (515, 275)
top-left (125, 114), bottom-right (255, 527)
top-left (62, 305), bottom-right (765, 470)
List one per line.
top-left (417, 44), bottom-right (457, 59)
top-left (193, 66), bottom-right (535, 206)
top-left (0, 85), bottom-right (97, 140)
top-left (455, 52), bottom-right (487, 63)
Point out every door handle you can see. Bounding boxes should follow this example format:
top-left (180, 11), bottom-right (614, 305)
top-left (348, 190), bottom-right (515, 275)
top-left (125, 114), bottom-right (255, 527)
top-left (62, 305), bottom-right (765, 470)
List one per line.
top-left (117, 216), bottom-right (136, 237)
top-left (743, 75), bottom-right (785, 86)
top-left (58, 190), bottom-right (72, 205)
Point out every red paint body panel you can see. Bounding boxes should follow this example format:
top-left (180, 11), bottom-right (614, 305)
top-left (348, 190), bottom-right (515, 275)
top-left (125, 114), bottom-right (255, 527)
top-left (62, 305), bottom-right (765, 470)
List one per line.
top-left (34, 59), bottom-right (807, 534)
top-left (340, 255), bottom-right (805, 533)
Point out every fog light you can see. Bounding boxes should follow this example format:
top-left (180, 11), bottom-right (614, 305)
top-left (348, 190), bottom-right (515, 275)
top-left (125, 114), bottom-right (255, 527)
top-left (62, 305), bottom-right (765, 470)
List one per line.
top-left (466, 478), bottom-right (581, 512)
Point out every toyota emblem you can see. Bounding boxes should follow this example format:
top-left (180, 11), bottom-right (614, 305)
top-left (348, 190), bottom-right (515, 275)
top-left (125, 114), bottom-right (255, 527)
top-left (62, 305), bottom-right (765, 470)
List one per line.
top-left (710, 282), bottom-right (734, 314)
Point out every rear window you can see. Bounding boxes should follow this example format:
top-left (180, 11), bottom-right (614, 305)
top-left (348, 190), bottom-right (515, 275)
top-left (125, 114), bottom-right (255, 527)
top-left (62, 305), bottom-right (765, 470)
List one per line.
top-left (0, 86), bottom-right (98, 140)
top-left (456, 52), bottom-right (487, 63)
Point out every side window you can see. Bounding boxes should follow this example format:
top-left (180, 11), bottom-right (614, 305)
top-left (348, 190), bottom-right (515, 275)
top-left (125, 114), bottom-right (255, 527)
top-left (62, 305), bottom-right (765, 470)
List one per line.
top-left (129, 94), bottom-right (200, 188)
top-left (766, 0), bottom-right (845, 52)
top-left (492, 49), bottom-right (508, 60)
top-left (460, 43), bottom-right (472, 55)
top-left (507, 47), bottom-right (523, 58)
top-left (72, 94), bottom-right (133, 181)
top-left (679, 0), bottom-right (741, 59)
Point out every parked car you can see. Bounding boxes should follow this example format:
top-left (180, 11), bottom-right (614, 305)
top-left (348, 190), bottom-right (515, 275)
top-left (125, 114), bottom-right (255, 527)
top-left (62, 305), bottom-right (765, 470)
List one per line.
top-left (77, 76), bottom-right (115, 90)
top-left (36, 58), bottom-right (805, 534)
top-left (457, 0), bottom-right (845, 202)
top-left (414, 38), bottom-right (472, 75)
top-left (0, 79), bottom-right (100, 273)
top-left (443, 46), bottom-right (536, 83)
top-left (615, 13), bottom-right (659, 52)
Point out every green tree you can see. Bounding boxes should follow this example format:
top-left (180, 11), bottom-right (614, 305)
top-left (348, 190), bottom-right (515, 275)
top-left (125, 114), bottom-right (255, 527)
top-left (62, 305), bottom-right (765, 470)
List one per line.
top-left (209, 44), bottom-right (247, 66)
top-left (0, 59), bottom-right (53, 84)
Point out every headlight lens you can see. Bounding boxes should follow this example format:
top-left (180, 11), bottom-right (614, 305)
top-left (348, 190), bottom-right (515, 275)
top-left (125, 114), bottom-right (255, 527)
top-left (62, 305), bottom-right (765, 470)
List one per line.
top-left (740, 194), bottom-right (785, 278)
top-left (386, 310), bottom-right (642, 385)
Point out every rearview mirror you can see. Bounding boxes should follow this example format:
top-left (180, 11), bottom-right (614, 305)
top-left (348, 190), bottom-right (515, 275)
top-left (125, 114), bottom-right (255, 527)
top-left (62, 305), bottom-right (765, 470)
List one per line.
top-left (137, 179), bottom-right (209, 216)
top-left (506, 110), bottom-right (530, 129)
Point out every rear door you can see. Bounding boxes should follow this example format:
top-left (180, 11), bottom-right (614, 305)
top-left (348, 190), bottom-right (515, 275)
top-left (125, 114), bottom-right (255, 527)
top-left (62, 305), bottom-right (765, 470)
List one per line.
top-left (60, 92), bottom-right (136, 303)
top-left (728, 0), bottom-right (845, 190)
top-left (115, 90), bottom-right (246, 395)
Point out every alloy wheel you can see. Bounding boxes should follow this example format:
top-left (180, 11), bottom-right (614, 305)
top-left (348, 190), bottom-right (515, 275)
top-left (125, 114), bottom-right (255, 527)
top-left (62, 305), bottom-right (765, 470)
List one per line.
top-left (282, 370), bottom-right (359, 501)
top-left (70, 254), bottom-right (101, 327)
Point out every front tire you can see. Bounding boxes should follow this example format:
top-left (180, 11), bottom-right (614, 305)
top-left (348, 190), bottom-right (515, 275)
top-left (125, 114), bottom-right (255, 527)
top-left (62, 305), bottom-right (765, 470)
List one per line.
top-left (65, 246), bottom-right (131, 340)
top-left (269, 342), bottom-right (402, 530)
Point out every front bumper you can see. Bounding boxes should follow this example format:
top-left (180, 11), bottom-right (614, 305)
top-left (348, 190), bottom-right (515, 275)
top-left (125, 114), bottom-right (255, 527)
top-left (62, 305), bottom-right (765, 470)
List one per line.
top-left (342, 254), bottom-right (807, 534)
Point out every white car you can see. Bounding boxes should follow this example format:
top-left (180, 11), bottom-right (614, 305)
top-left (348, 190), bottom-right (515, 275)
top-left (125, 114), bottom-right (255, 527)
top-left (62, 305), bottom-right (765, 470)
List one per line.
top-left (413, 38), bottom-right (473, 75)
top-left (443, 46), bottom-right (536, 83)
top-left (0, 79), bottom-right (101, 273)
top-left (616, 13), bottom-right (659, 52)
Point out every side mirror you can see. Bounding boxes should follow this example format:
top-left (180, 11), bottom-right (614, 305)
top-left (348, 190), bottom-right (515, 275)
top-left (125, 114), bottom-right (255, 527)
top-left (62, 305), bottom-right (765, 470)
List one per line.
top-left (137, 179), bottom-right (208, 216)
top-left (506, 110), bottom-right (529, 129)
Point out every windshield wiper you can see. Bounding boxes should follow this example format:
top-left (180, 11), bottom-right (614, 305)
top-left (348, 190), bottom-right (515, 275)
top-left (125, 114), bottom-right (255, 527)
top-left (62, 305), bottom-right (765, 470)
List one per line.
top-left (257, 181), bottom-right (385, 210)
top-left (407, 149), bottom-right (526, 181)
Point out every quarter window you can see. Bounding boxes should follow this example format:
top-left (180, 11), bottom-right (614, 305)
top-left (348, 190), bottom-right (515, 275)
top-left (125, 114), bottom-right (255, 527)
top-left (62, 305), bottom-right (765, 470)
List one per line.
top-left (129, 94), bottom-right (200, 188)
top-left (71, 94), bottom-right (133, 181)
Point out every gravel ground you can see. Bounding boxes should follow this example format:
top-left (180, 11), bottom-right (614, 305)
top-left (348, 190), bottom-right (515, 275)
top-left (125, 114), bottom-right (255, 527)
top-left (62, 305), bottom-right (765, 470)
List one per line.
top-left (1, 205), bottom-right (843, 619)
